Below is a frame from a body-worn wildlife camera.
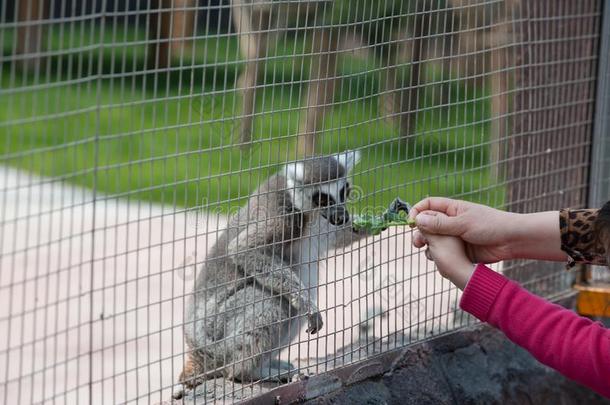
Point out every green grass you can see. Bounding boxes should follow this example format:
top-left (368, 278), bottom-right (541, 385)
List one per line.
top-left (0, 24), bottom-right (504, 213)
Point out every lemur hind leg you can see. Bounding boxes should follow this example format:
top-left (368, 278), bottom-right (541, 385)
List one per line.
top-left (174, 351), bottom-right (223, 399)
top-left (257, 311), bottom-right (306, 382)
top-left (242, 329), bottom-right (301, 383)
top-left (178, 354), bottom-right (204, 390)
top-left (224, 232), bottom-right (323, 381)
top-left (218, 285), bottom-right (295, 383)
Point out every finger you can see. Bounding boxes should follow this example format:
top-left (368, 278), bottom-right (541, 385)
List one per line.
top-left (416, 211), bottom-right (463, 236)
top-left (419, 229), bottom-right (436, 246)
top-left (412, 230), bottom-right (427, 248)
top-left (409, 197), bottom-right (458, 220)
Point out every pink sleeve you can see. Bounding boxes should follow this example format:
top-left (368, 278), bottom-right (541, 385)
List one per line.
top-left (460, 263), bottom-right (610, 398)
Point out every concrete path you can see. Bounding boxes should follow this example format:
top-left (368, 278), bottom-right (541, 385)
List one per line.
top-left (0, 166), bottom-right (462, 404)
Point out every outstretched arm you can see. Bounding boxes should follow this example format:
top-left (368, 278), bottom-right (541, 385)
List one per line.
top-left (508, 211), bottom-right (565, 261)
top-left (461, 264), bottom-right (610, 398)
top-left (410, 197), bottom-right (567, 263)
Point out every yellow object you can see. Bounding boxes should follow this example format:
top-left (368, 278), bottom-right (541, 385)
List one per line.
top-left (574, 283), bottom-right (610, 317)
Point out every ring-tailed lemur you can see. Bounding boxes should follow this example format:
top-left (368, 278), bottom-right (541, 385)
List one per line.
top-left (177, 151), bottom-right (369, 393)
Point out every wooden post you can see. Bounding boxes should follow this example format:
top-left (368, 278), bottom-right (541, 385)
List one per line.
top-left (489, 23), bottom-right (509, 181)
top-left (148, 0), bottom-right (196, 69)
top-left (399, 3), bottom-right (427, 141)
top-left (16, 0), bottom-right (47, 72)
top-left (298, 26), bottom-right (338, 157)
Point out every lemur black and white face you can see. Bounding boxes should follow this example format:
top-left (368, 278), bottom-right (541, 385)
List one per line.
top-left (284, 150), bottom-right (360, 225)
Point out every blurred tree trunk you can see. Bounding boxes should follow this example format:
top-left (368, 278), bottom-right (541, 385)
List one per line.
top-left (16, 0), bottom-right (47, 72)
top-left (298, 26), bottom-right (338, 157)
top-left (148, 0), bottom-right (196, 69)
top-left (489, 6), bottom-right (512, 182)
top-left (383, 1), bottom-right (427, 141)
top-left (489, 45), bottom-right (509, 181)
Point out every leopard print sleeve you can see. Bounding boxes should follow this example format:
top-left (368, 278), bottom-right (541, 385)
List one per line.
top-left (559, 208), bottom-right (607, 269)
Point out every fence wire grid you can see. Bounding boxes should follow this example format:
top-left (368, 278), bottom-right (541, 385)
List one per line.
top-left (0, 0), bottom-right (605, 403)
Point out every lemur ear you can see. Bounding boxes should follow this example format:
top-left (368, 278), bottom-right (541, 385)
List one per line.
top-left (336, 150), bottom-right (361, 173)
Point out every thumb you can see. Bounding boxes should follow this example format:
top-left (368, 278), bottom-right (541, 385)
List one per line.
top-left (415, 211), bottom-right (462, 235)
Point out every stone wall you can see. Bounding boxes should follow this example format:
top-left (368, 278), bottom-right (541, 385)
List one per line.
top-left (303, 325), bottom-right (608, 405)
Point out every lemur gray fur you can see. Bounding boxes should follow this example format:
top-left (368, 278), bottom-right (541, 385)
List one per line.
top-left (177, 151), bottom-right (370, 394)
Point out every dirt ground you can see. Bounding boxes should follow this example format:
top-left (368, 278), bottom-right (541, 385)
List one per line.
top-left (1, 166), bottom-right (464, 404)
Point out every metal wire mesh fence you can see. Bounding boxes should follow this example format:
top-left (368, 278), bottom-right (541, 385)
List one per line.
top-left (0, 0), bottom-right (604, 403)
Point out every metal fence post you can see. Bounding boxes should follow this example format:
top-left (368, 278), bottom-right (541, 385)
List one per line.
top-left (589, 1), bottom-right (610, 208)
